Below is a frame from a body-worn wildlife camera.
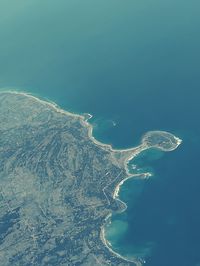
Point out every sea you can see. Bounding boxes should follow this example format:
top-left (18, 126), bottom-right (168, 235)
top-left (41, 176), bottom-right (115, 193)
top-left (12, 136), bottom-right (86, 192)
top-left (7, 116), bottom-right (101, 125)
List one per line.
top-left (0, 1), bottom-right (200, 265)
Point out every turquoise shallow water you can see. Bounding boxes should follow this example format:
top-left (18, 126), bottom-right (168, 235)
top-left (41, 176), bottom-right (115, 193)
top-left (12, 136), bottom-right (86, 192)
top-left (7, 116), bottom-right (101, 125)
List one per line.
top-left (0, 1), bottom-right (200, 265)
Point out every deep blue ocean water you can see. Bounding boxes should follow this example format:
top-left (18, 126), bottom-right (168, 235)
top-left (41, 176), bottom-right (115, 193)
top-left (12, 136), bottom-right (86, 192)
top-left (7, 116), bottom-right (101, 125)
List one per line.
top-left (0, 1), bottom-right (200, 265)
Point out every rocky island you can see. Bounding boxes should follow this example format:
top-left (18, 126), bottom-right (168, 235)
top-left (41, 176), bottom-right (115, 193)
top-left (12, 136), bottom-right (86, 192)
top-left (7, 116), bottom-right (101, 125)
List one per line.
top-left (0, 92), bottom-right (181, 266)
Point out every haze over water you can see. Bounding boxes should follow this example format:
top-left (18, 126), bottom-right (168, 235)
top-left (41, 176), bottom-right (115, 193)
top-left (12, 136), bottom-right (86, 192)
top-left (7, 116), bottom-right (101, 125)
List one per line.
top-left (0, 1), bottom-right (200, 265)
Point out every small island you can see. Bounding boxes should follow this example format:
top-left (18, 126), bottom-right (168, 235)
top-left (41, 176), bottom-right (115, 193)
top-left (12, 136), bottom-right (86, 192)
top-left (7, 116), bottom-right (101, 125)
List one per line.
top-left (0, 91), bottom-right (181, 266)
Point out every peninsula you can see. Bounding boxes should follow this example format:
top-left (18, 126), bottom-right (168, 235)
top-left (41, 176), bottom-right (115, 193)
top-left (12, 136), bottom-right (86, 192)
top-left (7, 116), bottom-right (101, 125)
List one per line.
top-left (0, 91), bottom-right (181, 266)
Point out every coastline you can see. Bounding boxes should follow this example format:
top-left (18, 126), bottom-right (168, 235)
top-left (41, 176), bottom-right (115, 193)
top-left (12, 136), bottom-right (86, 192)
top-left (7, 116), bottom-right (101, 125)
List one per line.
top-left (0, 90), bottom-right (182, 266)
top-left (113, 172), bottom-right (152, 199)
top-left (100, 226), bottom-right (143, 266)
top-left (0, 89), bottom-right (138, 153)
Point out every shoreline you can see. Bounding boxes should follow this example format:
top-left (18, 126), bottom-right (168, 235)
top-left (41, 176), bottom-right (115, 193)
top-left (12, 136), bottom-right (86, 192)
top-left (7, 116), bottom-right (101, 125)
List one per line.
top-left (0, 89), bottom-right (140, 154)
top-left (113, 172), bottom-right (152, 199)
top-left (100, 226), bottom-right (143, 266)
top-left (0, 89), bottom-right (182, 266)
